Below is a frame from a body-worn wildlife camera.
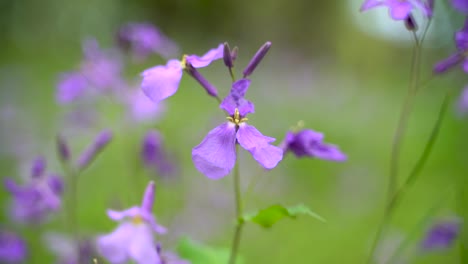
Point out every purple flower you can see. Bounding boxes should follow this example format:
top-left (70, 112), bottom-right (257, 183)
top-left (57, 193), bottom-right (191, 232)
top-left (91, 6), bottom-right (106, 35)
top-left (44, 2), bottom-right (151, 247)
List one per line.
top-left (421, 218), bottom-right (461, 251)
top-left (434, 19), bottom-right (468, 74)
top-left (4, 158), bottom-right (63, 224)
top-left (360, 0), bottom-right (430, 20)
top-left (56, 72), bottom-right (89, 104)
top-left (192, 79), bottom-right (283, 180)
top-left (281, 129), bottom-right (347, 162)
top-left (0, 231), bottom-right (27, 263)
top-left (452, 0), bottom-right (468, 14)
top-left (125, 88), bottom-right (165, 123)
top-left (117, 22), bottom-right (179, 60)
top-left (96, 181), bottom-right (166, 264)
top-left (141, 130), bottom-right (177, 178)
top-left (141, 44), bottom-right (224, 103)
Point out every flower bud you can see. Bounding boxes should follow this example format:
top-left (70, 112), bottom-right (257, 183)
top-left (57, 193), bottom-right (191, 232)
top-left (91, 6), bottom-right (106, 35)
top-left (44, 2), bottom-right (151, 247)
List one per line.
top-left (243, 41), bottom-right (271, 78)
top-left (404, 14), bottom-right (418, 31)
top-left (76, 130), bottom-right (113, 171)
top-left (223, 42), bottom-right (233, 68)
top-left (56, 135), bottom-right (71, 162)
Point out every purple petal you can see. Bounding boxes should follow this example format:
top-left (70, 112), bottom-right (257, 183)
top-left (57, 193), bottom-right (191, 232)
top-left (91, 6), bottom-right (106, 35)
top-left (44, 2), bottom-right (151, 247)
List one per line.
top-left (456, 21), bottom-right (468, 50)
top-left (0, 231), bottom-right (27, 263)
top-left (30, 156), bottom-right (46, 178)
top-left (421, 218), bottom-right (461, 251)
top-left (141, 181), bottom-right (155, 213)
top-left (220, 79), bottom-right (255, 116)
top-left (56, 72), bottom-right (88, 104)
top-left (452, 0), bottom-right (468, 14)
top-left (141, 210), bottom-right (167, 235)
top-left (127, 88), bottom-right (165, 123)
top-left (236, 124), bottom-right (283, 169)
top-left (96, 222), bottom-right (133, 263)
top-left (128, 225), bottom-right (161, 264)
top-left (141, 60), bottom-right (183, 102)
top-left (107, 207), bottom-right (140, 221)
top-left (433, 54), bottom-right (462, 74)
top-left (309, 143), bottom-right (348, 162)
top-left (141, 130), bottom-right (177, 177)
top-left (185, 43), bottom-right (224, 68)
top-left (47, 175), bottom-right (64, 195)
top-left (4, 178), bottom-right (21, 195)
top-left (389, 1), bottom-right (412, 20)
top-left (463, 59), bottom-right (468, 73)
top-left (360, 0), bottom-right (384, 11)
top-left (192, 123), bottom-right (237, 180)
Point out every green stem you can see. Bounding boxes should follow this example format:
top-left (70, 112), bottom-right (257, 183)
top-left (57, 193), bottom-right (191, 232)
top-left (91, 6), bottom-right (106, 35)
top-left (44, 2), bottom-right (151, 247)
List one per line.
top-left (228, 145), bottom-right (244, 264)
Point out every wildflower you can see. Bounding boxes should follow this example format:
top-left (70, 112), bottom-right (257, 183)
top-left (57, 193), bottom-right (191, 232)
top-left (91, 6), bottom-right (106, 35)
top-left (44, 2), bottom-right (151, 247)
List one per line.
top-left (4, 157), bottom-right (63, 224)
top-left (420, 218), bottom-right (461, 251)
top-left (0, 231), bottom-right (27, 263)
top-left (360, 0), bottom-right (431, 20)
top-left (434, 19), bottom-right (468, 74)
top-left (96, 181), bottom-right (166, 264)
top-left (76, 130), bottom-right (113, 171)
top-left (117, 22), bottom-right (179, 60)
top-left (141, 130), bottom-right (177, 178)
top-left (452, 0), bottom-right (468, 14)
top-left (281, 127), bottom-right (347, 162)
top-left (44, 232), bottom-right (95, 264)
top-left (141, 43), bottom-right (224, 102)
top-left (125, 88), bottom-right (165, 123)
top-left (192, 79), bottom-right (283, 180)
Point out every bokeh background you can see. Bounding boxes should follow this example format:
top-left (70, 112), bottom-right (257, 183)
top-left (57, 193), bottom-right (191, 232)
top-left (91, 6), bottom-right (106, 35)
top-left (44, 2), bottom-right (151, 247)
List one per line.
top-left (0, 0), bottom-right (467, 263)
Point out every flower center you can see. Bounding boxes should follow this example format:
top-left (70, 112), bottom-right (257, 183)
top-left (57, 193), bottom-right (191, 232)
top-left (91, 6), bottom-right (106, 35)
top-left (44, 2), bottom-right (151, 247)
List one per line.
top-left (227, 108), bottom-right (248, 126)
top-left (132, 214), bottom-right (144, 225)
top-left (180, 55), bottom-right (188, 69)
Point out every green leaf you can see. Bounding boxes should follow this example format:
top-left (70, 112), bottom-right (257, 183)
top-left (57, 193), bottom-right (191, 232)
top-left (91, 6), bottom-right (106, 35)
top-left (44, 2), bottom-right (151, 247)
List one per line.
top-left (241, 204), bottom-right (325, 228)
top-left (177, 237), bottom-right (244, 264)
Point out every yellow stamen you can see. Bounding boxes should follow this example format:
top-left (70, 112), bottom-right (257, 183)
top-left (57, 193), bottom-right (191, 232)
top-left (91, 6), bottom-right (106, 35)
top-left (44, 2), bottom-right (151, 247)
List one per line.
top-left (227, 108), bottom-right (248, 125)
top-left (132, 215), bottom-right (144, 225)
top-left (180, 55), bottom-right (188, 69)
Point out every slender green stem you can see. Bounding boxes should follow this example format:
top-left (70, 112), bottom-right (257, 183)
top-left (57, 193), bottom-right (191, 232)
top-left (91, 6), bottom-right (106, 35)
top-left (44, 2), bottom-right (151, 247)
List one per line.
top-left (228, 144), bottom-right (244, 264)
top-left (63, 164), bottom-right (79, 243)
top-left (229, 67), bottom-right (236, 83)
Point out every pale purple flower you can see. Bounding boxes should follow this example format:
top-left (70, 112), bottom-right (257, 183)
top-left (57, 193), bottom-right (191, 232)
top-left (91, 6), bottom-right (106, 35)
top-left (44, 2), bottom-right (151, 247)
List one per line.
top-left (421, 218), bottom-right (462, 251)
top-left (126, 88), bottom-right (165, 123)
top-left (360, 0), bottom-right (431, 20)
top-left (434, 19), bottom-right (468, 74)
top-left (141, 130), bottom-right (177, 178)
top-left (192, 79), bottom-right (283, 180)
top-left (56, 72), bottom-right (88, 104)
top-left (76, 130), bottom-right (113, 171)
top-left (97, 181), bottom-right (166, 264)
top-left (117, 22), bottom-right (179, 60)
top-left (4, 158), bottom-right (63, 224)
top-left (452, 0), bottom-right (468, 14)
top-left (141, 44), bottom-right (224, 103)
top-left (44, 233), bottom-right (95, 264)
top-left (0, 231), bottom-right (27, 263)
top-left (457, 85), bottom-right (468, 115)
top-left (281, 129), bottom-right (347, 162)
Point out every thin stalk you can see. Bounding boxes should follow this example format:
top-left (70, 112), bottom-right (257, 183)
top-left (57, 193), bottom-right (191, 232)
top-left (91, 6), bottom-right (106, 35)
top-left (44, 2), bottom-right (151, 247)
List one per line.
top-left (228, 144), bottom-right (244, 264)
top-left (63, 163), bottom-right (80, 244)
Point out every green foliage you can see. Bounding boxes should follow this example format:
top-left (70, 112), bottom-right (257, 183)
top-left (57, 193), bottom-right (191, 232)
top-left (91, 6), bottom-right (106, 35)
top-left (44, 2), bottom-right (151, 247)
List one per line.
top-left (241, 204), bottom-right (325, 228)
top-left (177, 237), bottom-right (244, 264)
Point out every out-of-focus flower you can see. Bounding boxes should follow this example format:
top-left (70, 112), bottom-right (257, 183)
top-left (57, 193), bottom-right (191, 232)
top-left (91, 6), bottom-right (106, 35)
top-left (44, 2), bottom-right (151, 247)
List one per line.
top-left (434, 19), bottom-right (468, 74)
top-left (117, 22), bottom-right (179, 60)
top-left (192, 79), bottom-right (283, 180)
top-left (280, 128), bottom-right (347, 162)
top-left (44, 233), bottom-right (95, 264)
top-left (157, 244), bottom-right (190, 264)
top-left (125, 88), bottom-right (165, 123)
top-left (0, 231), bottom-right (27, 263)
top-left (96, 181), bottom-right (166, 264)
top-left (141, 130), bottom-right (177, 178)
top-left (76, 130), bottom-right (113, 171)
top-left (4, 157), bottom-right (63, 224)
top-left (141, 44), bottom-right (224, 103)
top-left (457, 86), bottom-right (468, 115)
top-left (421, 218), bottom-right (462, 251)
top-left (56, 39), bottom-right (124, 104)
top-left (360, 0), bottom-right (431, 20)
top-left (452, 0), bottom-right (468, 14)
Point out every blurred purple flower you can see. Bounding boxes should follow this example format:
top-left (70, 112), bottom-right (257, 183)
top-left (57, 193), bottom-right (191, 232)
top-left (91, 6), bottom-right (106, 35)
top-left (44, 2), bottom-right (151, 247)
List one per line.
top-left (0, 231), bottom-right (27, 263)
top-left (44, 233), bottom-right (95, 264)
top-left (97, 181), bottom-right (166, 264)
top-left (360, 0), bottom-right (431, 20)
top-left (76, 130), bottom-right (113, 171)
top-left (141, 130), bottom-right (177, 178)
top-left (421, 218), bottom-right (462, 251)
top-left (434, 19), bottom-right (468, 74)
top-left (141, 43), bottom-right (223, 103)
top-left (452, 0), bottom-right (468, 14)
top-left (457, 86), bottom-right (468, 115)
top-left (4, 158), bottom-right (63, 224)
top-left (192, 79), bottom-right (283, 180)
top-left (117, 22), bottom-right (179, 60)
top-left (125, 88), bottom-right (165, 123)
top-left (56, 72), bottom-right (89, 104)
top-left (281, 129), bottom-right (347, 162)
top-left (157, 245), bottom-right (189, 264)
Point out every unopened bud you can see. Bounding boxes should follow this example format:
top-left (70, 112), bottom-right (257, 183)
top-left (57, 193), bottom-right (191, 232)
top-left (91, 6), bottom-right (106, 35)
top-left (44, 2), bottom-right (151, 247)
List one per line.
top-left (186, 66), bottom-right (218, 97)
top-left (31, 157), bottom-right (46, 178)
top-left (231, 47), bottom-right (238, 62)
top-left (243, 41), bottom-right (271, 78)
top-left (405, 14), bottom-right (418, 31)
top-left (223, 42), bottom-right (233, 68)
top-left (56, 135), bottom-right (71, 162)
top-left (76, 130), bottom-right (113, 171)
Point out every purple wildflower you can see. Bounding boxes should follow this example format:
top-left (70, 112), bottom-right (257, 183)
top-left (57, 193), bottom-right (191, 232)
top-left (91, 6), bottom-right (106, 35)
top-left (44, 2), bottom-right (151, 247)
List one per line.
top-left (360, 0), bottom-right (431, 20)
top-left (44, 233), bottom-right (95, 264)
top-left (192, 79), bottom-right (283, 180)
top-left (56, 72), bottom-right (88, 104)
top-left (141, 130), bottom-right (177, 178)
top-left (125, 88), bottom-right (165, 123)
top-left (141, 43), bottom-right (224, 103)
top-left (0, 231), bottom-right (27, 263)
top-left (421, 218), bottom-right (462, 251)
top-left (117, 22), bottom-right (179, 60)
top-left (281, 128), bottom-right (347, 162)
top-left (457, 85), bottom-right (468, 115)
top-left (4, 158), bottom-right (63, 224)
top-left (434, 19), bottom-right (468, 74)
top-left (76, 130), bottom-right (113, 171)
top-left (96, 181), bottom-right (166, 264)
top-left (452, 0), bottom-right (468, 14)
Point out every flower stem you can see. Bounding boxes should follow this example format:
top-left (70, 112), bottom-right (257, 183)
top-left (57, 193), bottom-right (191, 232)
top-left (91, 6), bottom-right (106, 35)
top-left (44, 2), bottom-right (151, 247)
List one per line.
top-left (228, 144), bottom-right (244, 264)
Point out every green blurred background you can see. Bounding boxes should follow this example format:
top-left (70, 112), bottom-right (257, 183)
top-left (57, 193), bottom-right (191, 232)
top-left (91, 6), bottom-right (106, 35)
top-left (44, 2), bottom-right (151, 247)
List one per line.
top-left (0, 0), bottom-right (467, 263)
